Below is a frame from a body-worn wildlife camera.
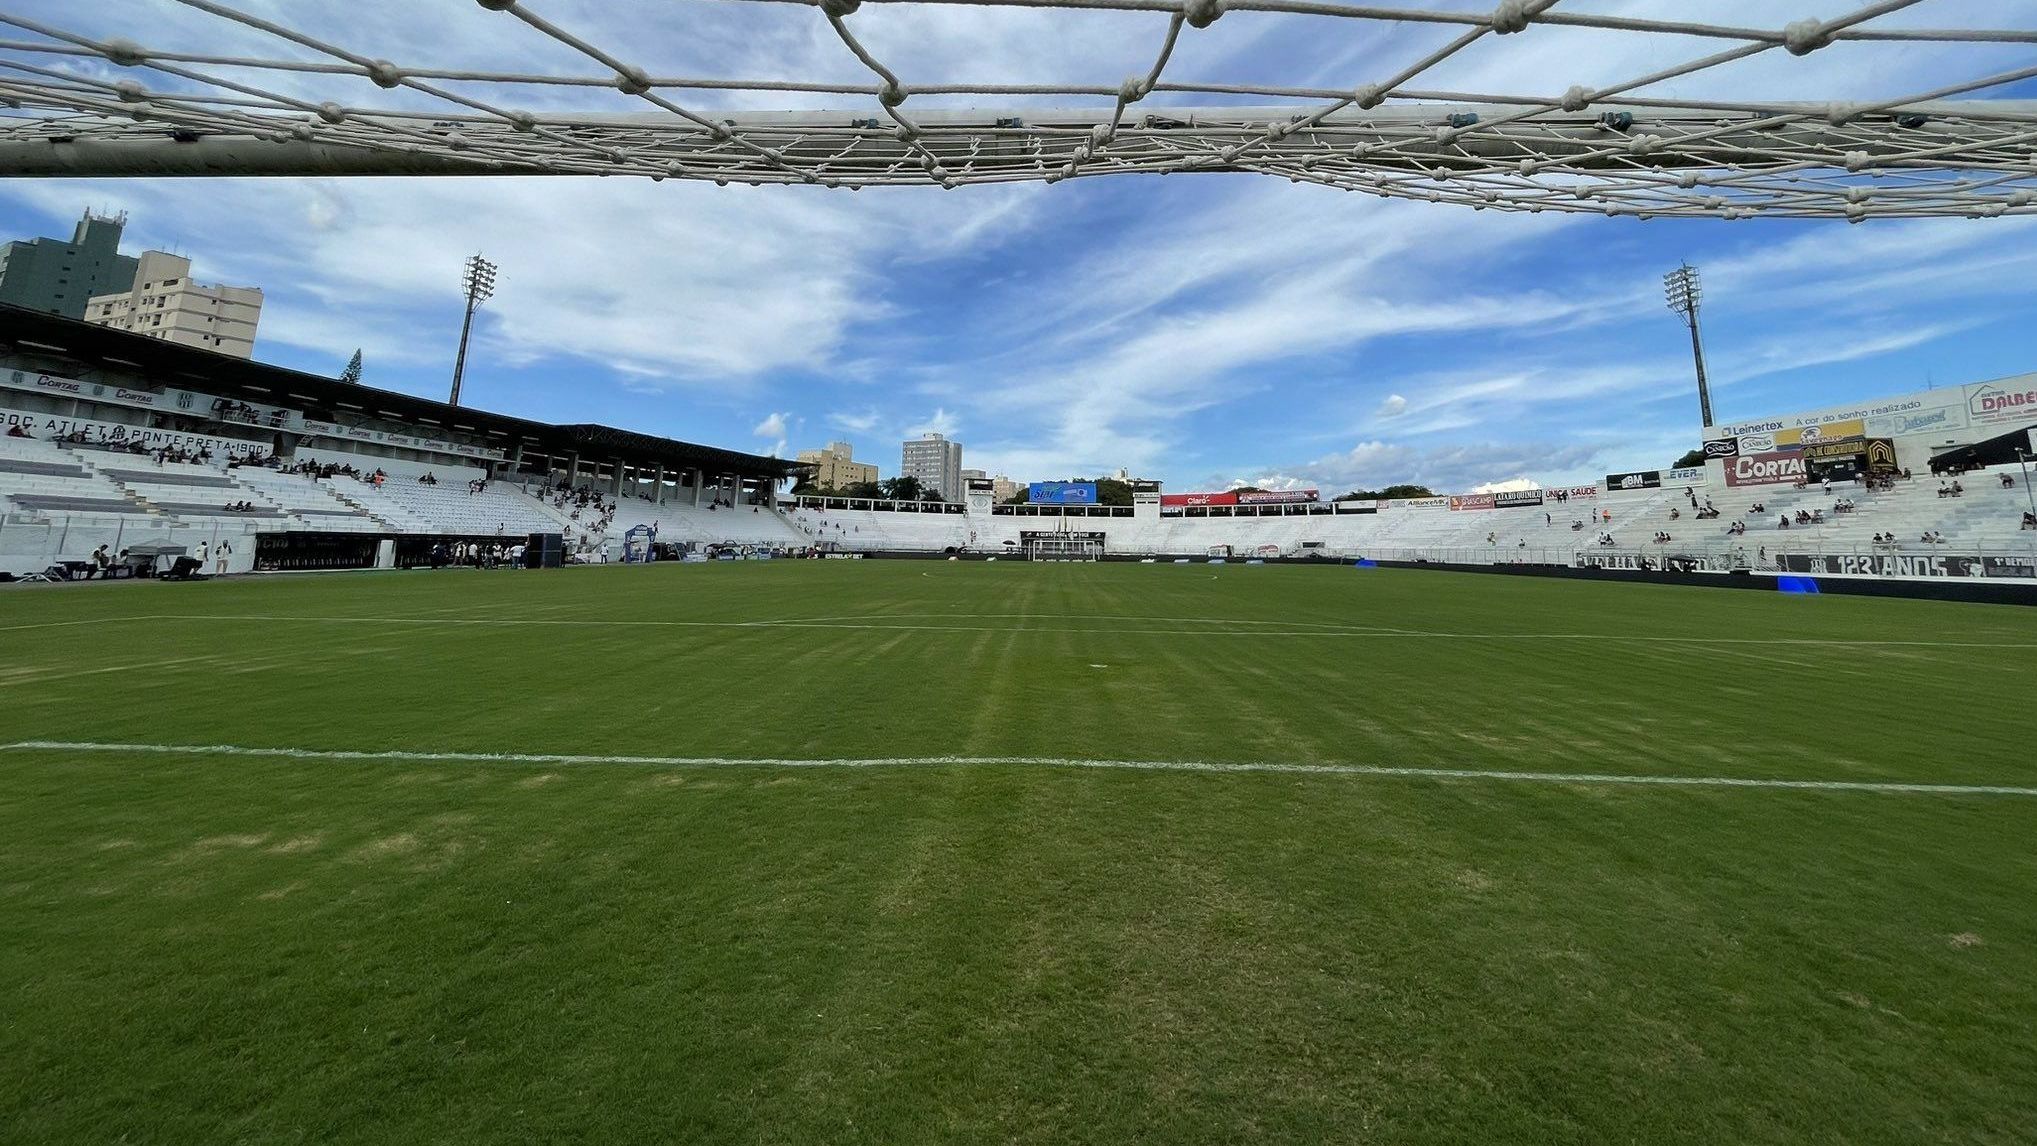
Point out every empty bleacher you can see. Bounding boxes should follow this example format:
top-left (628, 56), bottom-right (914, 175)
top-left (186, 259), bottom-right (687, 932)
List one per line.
top-left (614, 495), bottom-right (808, 548)
top-left (0, 438), bottom-right (155, 520)
top-left (346, 478), bottom-right (563, 538)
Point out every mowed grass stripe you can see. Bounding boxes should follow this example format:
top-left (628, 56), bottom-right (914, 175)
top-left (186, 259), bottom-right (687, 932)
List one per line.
top-left (6, 609), bottom-right (2037, 647)
top-left (8, 741), bottom-right (2037, 797)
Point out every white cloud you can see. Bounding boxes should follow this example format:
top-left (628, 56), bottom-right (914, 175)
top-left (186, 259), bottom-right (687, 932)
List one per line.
top-left (753, 411), bottom-right (790, 439)
top-left (1377, 394), bottom-right (1408, 418)
top-left (0, 175), bottom-right (1029, 388)
top-left (1252, 440), bottom-right (1619, 498)
top-left (906, 407), bottom-right (962, 439)
top-left (827, 409), bottom-right (882, 433)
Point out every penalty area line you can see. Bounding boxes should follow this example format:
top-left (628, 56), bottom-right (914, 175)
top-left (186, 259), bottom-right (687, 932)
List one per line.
top-left (4, 740), bottom-right (2035, 798)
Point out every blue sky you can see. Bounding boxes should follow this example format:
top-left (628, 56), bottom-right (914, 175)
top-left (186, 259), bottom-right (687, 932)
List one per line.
top-left (3, 0), bottom-right (2034, 494)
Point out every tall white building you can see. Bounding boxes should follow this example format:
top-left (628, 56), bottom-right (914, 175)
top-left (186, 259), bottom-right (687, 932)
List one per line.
top-left (901, 432), bottom-right (963, 501)
top-left (84, 251), bottom-right (262, 358)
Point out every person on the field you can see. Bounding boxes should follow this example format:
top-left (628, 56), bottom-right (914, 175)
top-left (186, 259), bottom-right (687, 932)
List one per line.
top-left (214, 540), bottom-right (232, 576)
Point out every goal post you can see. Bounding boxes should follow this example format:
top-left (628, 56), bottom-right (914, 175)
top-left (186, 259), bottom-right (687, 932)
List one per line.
top-left (1022, 532), bottom-right (1104, 562)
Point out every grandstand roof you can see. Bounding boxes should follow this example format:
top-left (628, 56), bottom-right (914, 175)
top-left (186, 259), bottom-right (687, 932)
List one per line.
top-left (0, 304), bottom-right (800, 479)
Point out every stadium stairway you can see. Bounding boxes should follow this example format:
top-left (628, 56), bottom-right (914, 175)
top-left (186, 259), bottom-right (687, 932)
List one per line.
top-left (227, 466), bottom-right (387, 532)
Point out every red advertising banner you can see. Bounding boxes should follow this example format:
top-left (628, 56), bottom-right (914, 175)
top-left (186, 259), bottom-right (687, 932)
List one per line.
top-left (1724, 450), bottom-right (1809, 487)
top-left (1159, 492), bottom-right (1239, 507)
top-left (1236, 488), bottom-right (1319, 505)
top-left (1449, 494), bottom-right (1497, 511)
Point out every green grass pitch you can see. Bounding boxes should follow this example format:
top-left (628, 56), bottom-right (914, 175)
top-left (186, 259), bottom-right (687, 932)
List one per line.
top-left (2, 562), bottom-right (2034, 1144)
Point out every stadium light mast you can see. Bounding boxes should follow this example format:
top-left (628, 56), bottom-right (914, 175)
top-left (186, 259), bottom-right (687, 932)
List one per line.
top-left (1664, 262), bottom-right (1713, 430)
top-left (449, 253), bottom-right (498, 407)
top-left (2017, 445), bottom-right (2036, 519)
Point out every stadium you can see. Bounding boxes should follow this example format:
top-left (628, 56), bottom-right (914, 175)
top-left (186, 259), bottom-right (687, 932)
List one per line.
top-left (4, 2), bottom-right (2037, 1143)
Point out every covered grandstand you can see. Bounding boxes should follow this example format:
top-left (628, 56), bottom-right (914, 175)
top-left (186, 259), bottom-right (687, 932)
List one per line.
top-left (0, 305), bottom-right (806, 575)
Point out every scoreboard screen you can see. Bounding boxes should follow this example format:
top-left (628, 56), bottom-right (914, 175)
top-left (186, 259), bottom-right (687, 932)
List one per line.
top-left (1029, 482), bottom-right (1098, 504)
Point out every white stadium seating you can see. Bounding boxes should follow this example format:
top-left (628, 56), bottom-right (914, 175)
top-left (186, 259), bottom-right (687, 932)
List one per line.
top-left (7, 428), bottom-right (2034, 578)
top-left (606, 489), bottom-right (809, 549)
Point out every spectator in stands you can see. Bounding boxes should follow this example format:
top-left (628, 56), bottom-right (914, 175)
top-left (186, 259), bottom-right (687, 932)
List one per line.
top-left (2023, 511), bottom-right (2037, 530)
top-left (2003, 472), bottom-right (2017, 489)
top-left (1951, 480), bottom-right (1964, 497)
top-left (6, 423), bottom-right (30, 438)
top-left (420, 472), bottom-right (438, 485)
top-left (1778, 515), bottom-right (1790, 530)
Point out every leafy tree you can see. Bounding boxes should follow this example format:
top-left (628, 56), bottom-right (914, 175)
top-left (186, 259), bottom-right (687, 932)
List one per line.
top-left (1673, 448), bottom-right (1707, 469)
top-left (339, 349), bottom-right (363, 385)
top-left (1073, 478), bottom-right (1135, 507)
top-left (879, 475), bottom-right (924, 502)
top-left (1335, 484), bottom-right (1435, 501)
top-left (839, 481), bottom-right (883, 500)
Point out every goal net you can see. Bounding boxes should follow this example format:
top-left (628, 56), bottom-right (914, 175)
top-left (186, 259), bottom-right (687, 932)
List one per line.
top-left (0, 3), bottom-right (2032, 219)
top-left (1025, 534), bottom-right (1104, 562)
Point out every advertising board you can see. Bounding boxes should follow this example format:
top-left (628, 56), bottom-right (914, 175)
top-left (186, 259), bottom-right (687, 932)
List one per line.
top-left (1028, 481), bottom-right (1098, 505)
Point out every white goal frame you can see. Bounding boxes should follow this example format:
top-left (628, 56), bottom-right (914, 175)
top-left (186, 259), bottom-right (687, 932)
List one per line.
top-left (1026, 536), bottom-right (1104, 562)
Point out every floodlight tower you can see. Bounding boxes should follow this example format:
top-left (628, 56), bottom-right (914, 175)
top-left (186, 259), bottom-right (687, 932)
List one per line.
top-left (449, 253), bottom-right (498, 407)
top-left (1664, 262), bottom-right (1712, 430)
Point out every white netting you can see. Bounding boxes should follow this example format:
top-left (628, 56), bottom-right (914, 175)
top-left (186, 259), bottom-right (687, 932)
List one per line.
top-left (0, 0), bottom-right (2033, 219)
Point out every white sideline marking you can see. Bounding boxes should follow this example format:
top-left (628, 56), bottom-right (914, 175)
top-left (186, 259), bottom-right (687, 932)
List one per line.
top-left (1, 612), bottom-right (2034, 649)
top-left (5, 740), bottom-right (2035, 797)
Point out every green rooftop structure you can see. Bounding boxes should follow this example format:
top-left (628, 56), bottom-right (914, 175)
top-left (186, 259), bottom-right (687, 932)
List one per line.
top-left (0, 209), bottom-right (139, 320)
